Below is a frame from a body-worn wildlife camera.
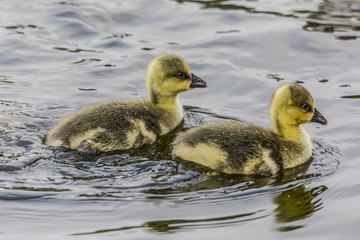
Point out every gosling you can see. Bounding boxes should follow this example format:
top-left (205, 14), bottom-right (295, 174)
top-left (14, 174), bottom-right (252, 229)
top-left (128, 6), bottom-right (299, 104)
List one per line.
top-left (172, 84), bottom-right (327, 176)
top-left (45, 54), bottom-right (207, 152)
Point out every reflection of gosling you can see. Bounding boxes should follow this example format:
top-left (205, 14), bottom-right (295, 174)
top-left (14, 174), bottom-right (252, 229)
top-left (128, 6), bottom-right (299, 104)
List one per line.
top-left (45, 55), bottom-right (207, 152)
top-left (172, 84), bottom-right (327, 176)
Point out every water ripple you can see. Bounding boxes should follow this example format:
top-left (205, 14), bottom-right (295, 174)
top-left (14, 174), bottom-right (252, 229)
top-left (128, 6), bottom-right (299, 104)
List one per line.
top-left (0, 0), bottom-right (357, 237)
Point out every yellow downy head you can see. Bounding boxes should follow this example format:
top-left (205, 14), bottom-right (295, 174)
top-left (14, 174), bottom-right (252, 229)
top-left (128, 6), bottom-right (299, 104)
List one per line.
top-left (270, 84), bottom-right (327, 139)
top-left (146, 55), bottom-right (207, 106)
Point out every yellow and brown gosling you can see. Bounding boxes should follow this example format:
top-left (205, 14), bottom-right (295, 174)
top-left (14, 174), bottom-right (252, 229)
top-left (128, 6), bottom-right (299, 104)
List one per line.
top-left (45, 54), bottom-right (207, 152)
top-left (172, 84), bottom-right (327, 176)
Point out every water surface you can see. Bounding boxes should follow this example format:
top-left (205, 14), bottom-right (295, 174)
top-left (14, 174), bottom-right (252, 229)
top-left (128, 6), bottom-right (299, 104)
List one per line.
top-left (0, 0), bottom-right (359, 239)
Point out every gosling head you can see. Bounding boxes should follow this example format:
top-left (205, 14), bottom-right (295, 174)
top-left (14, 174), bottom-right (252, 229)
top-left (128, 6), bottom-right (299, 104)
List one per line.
top-left (146, 54), bottom-right (207, 104)
top-left (271, 84), bottom-right (327, 134)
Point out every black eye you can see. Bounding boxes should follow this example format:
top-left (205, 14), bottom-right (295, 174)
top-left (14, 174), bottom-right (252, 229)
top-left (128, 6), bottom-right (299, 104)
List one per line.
top-left (176, 72), bottom-right (186, 79)
top-left (301, 103), bottom-right (311, 112)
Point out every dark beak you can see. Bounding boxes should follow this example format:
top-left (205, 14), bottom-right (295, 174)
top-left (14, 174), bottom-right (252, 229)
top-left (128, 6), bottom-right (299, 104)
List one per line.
top-left (190, 73), bottom-right (207, 88)
top-left (311, 108), bottom-right (327, 125)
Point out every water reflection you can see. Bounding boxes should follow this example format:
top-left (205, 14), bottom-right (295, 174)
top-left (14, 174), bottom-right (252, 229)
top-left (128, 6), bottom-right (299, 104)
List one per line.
top-left (340, 95), bottom-right (360, 99)
top-left (73, 211), bottom-right (265, 235)
top-left (175, 0), bottom-right (298, 17)
top-left (143, 184), bottom-right (328, 233)
top-left (71, 183), bottom-right (327, 235)
top-left (274, 184), bottom-right (327, 232)
top-left (303, 0), bottom-right (360, 40)
top-left (145, 211), bottom-right (265, 232)
top-left (175, 0), bottom-right (359, 39)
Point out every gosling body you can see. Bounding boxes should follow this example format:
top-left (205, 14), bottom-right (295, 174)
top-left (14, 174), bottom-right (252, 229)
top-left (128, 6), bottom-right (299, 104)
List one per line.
top-left (172, 84), bottom-right (327, 176)
top-left (46, 55), bottom-right (207, 152)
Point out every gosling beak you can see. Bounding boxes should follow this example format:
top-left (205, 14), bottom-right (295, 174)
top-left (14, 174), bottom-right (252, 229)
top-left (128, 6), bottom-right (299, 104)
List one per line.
top-left (190, 73), bottom-right (207, 88)
top-left (311, 108), bottom-right (327, 125)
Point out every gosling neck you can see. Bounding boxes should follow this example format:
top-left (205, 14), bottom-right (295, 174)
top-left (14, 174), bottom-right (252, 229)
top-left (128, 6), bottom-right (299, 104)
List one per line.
top-left (271, 109), bottom-right (305, 141)
top-left (150, 91), bottom-right (181, 110)
top-left (150, 92), bottom-right (184, 134)
top-left (273, 121), bottom-right (305, 141)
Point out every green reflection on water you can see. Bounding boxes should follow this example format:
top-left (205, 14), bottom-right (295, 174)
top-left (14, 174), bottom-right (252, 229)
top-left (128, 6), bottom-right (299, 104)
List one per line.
top-left (72, 211), bottom-right (264, 235)
top-left (174, 0), bottom-right (297, 18)
top-left (273, 184), bottom-right (327, 232)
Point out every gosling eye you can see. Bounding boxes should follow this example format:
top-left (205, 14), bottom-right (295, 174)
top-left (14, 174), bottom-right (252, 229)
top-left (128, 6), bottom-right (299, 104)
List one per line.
top-left (175, 72), bottom-right (186, 79)
top-left (301, 103), bottom-right (311, 112)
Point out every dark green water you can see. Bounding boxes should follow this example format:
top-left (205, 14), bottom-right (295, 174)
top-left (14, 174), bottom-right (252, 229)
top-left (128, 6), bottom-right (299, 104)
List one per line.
top-left (0, 0), bottom-right (359, 239)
